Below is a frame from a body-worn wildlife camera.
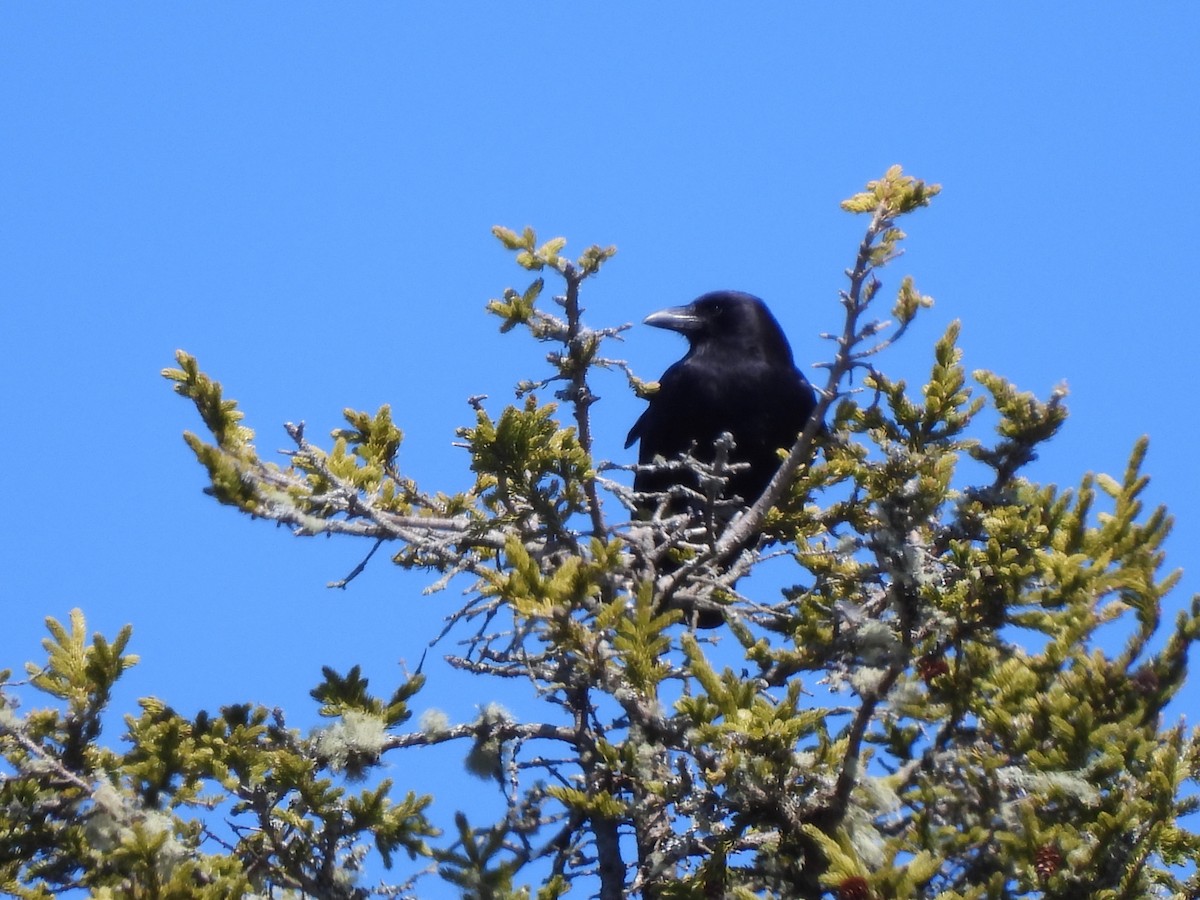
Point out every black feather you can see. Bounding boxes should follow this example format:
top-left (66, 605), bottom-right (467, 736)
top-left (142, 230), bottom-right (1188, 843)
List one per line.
top-left (626, 290), bottom-right (819, 626)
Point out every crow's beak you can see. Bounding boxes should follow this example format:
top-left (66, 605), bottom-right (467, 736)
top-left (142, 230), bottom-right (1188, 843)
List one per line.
top-left (644, 305), bottom-right (703, 335)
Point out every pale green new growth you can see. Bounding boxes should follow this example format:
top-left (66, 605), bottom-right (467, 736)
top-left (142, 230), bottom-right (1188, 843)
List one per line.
top-left (3, 166), bottom-right (1197, 899)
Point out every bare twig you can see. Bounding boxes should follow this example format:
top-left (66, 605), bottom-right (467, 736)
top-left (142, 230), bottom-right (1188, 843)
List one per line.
top-left (327, 538), bottom-right (384, 589)
top-left (559, 264), bottom-right (608, 539)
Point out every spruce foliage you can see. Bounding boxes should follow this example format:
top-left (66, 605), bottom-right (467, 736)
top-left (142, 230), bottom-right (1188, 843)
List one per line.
top-left (3, 167), bottom-right (1198, 899)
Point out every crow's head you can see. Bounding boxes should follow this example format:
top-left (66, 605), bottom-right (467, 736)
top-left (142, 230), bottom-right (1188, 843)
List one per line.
top-left (643, 290), bottom-right (795, 365)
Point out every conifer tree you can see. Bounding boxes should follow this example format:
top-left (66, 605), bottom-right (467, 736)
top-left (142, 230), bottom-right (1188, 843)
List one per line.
top-left (3, 167), bottom-right (1198, 899)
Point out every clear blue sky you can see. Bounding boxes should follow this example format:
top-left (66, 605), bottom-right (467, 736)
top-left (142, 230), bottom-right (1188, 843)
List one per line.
top-left (3, 5), bottom-right (1198, 892)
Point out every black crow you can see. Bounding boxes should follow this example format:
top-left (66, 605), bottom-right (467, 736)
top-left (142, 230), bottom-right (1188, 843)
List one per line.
top-left (625, 290), bottom-right (819, 625)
